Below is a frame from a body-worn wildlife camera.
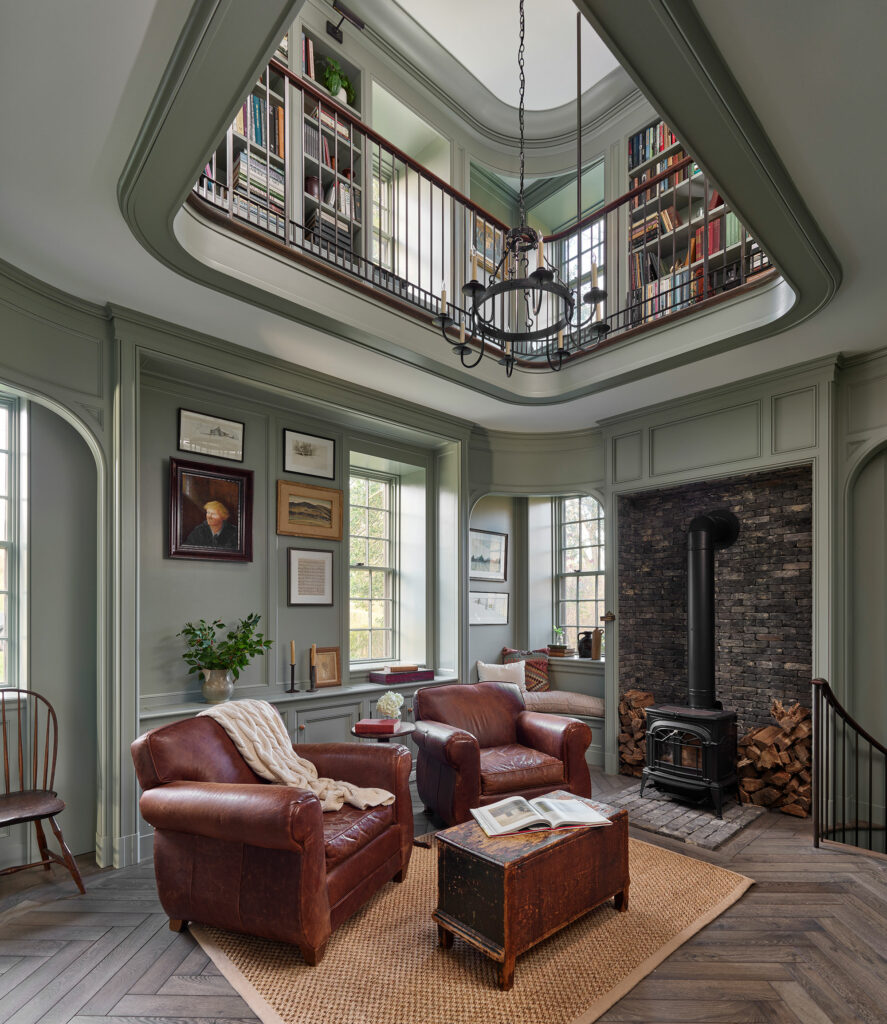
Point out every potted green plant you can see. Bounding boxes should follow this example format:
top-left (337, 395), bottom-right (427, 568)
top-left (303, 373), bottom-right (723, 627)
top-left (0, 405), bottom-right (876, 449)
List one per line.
top-left (178, 613), bottom-right (273, 704)
top-left (319, 56), bottom-right (355, 106)
top-left (549, 625), bottom-right (568, 655)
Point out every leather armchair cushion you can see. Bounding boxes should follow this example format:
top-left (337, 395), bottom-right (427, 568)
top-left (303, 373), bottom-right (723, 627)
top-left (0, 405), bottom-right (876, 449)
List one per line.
top-left (322, 804), bottom-right (395, 869)
top-left (523, 690), bottom-right (605, 718)
top-left (479, 744), bottom-right (564, 795)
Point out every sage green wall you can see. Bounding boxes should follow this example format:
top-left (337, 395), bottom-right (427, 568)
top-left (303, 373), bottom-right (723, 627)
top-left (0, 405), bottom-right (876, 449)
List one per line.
top-left (29, 403), bottom-right (98, 857)
top-left (468, 495), bottom-right (516, 676)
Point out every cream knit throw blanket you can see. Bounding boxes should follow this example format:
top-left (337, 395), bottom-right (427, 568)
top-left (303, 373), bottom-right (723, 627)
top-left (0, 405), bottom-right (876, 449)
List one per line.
top-left (198, 699), bottom-right (394, 811)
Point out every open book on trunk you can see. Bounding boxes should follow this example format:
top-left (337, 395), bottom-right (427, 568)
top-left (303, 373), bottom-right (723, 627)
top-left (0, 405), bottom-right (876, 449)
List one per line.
top-left (470, 794), bottom-right (612, 837)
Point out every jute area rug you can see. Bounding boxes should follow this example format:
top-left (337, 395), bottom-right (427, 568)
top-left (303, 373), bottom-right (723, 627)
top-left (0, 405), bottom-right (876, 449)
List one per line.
top-left (191, 839), bottom-right (752, 1024)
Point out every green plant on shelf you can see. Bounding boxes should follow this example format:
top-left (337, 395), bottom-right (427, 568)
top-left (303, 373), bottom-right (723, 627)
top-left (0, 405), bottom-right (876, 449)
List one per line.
top-left (178, 613), bottom-right (273, 679)
top-left (319, 56), bottom-right (356, 106)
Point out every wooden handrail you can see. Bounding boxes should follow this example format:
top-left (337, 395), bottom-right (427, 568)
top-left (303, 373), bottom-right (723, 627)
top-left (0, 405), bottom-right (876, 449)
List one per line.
top-left (270, 58), bottom-right (511, 232)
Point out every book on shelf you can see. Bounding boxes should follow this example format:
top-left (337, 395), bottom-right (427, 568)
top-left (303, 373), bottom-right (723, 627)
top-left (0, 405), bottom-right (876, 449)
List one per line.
top-left (470, 794), bottom-right (612, 838)
top-left (302, 33), bottom-right (316, 80)
top-left (232, 194), bottom-right (285, 234)
top-left (304, 123), bottom-right (320, 161)
top-left (367, 668), bottom-right (435, 683)
top-left (708, 189), bottom-right (722, 210)
top-left (725, 211), bottom-right (742, 248)
top-left (232, 152), bottom-right (285, 209)
top-left (233, 96), bottom-right (284, 155)
top-left (353, 717), bottom-right (399, 735)
top-left (308, 103), bottom-right (351, 140)
top-left (275, 34), bottom-right (288, 62)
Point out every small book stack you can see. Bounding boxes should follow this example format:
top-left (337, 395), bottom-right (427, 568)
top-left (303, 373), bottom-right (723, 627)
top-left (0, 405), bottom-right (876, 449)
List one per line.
top-left (353, 718), bottom-right (399, 735)
top-left (368, 665), bottom-right (435, 683)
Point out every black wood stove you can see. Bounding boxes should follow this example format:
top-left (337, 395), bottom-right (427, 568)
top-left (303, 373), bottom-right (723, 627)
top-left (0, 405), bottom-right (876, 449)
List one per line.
top-left (640, 509), bottom-right (740, 817)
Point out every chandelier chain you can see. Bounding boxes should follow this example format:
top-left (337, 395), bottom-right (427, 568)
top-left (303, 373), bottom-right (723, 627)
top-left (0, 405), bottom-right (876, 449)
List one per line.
top-left (518, 0), bottom-right (526, 227)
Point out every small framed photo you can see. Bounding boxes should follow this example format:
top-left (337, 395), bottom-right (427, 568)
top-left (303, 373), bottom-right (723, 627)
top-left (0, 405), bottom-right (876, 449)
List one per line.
top-left (469, 592), bottom-right (509, 625)
top-left (277, 480), bottom-right (343, 540)
top-left (288, 548), bottom-right (333, 606)
top-left (178, 408), bottom-right (244, 462)
top-left (283, 429), bottom-right (336, 480)
top-left (469, 529), bottom-right (508, 582)
top-left (168, 458), bottom-right (253, 562)
top-left (315, 646), bottom-right (341, 688)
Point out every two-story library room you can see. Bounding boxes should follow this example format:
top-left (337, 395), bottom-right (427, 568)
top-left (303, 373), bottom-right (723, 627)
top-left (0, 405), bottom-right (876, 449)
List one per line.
top-left (1, 0), bottom-right (886, 1020)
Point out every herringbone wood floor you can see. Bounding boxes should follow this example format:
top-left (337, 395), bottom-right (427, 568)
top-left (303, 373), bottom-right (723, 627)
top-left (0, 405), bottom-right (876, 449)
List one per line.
top-left (1, 771), bottom-right (885, 1024)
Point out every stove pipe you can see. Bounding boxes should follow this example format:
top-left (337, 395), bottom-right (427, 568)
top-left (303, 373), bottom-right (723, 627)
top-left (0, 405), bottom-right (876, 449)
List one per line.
top-left (687, 509), bottom-right (740, 710)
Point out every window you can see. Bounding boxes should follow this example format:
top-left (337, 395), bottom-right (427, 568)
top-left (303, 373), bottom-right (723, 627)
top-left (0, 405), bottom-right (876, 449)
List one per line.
top-left (0, 398), bottom-right (22, 686)
top-left (555, 494), bottom-right (605, 651)
top-left (349, 472), bottom-right (395, 662)
top-left (372, 149), bottom-right (395, 271)
top-left (561, 218), bottom-right (606, 342)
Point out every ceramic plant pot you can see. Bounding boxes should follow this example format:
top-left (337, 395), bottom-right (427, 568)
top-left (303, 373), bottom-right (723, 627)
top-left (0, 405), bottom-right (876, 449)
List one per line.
top-left (201, 668), bottom-right (234, 704)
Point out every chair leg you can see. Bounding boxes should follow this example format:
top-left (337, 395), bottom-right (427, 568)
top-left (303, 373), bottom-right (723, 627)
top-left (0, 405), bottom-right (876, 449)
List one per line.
top-left (299, 941), bottom-right (327, 966)
top-left (47, 816), bottom-right (86, 894)
top-left (34, 820), bottom-right (51, 871)
top-left (169, 918), bottom-right (187, 932)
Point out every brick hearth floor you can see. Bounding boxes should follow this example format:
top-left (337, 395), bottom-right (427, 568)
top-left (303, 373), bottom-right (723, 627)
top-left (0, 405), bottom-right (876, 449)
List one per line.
top-left (606, 780), bottom-right (766, 849)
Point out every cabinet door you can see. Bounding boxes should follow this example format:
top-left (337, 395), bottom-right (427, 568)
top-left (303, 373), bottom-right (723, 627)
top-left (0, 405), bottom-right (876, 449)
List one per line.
top-left (295, 702), bottom-right (362, 744)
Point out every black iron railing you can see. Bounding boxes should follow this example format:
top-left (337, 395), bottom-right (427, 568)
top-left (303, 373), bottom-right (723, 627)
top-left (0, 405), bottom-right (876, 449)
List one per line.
top-left (812, 678), bottom-right (887, 854)
top-left (190, 58), bottom-right (774, 371)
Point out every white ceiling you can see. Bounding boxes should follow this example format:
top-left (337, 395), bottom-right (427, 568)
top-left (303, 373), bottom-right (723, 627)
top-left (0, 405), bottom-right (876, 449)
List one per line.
top-left (391, 0), bottom-right (619, 110)
top-left (0, 1), bottom-right (883, 432)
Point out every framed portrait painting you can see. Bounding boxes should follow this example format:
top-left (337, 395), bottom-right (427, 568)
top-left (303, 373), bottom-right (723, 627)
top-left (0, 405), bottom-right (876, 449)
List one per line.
top-left (168, 458), bottom-right (253, 561)
top-left (277, 480), bottom-right (343, 540)
top-left (288, 548), bottom-right (333, 606)
top-left (469, 529), bottom-right (508, 582)
top-left (178, 408), bottom-right (244, 462)
top-left (469, 592), bottom-right (509, 626)
top-left (282, 429), bottom-right (336, 479)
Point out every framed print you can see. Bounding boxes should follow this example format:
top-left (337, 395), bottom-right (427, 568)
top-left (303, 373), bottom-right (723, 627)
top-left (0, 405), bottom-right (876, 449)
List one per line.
top-left (168, 458), bottom-right (253, 562)
top-left (469, 592), bottom-right (509, 626)
top-left (178, 408), bottom-right (244, 462)
top-left (315, 646), bottom-right (341, 687)
top-left (277, 480), bottom-right (343, 540)
top-left (472, 218), bottom-right (504, 274)
top-left (469, 529), bottom-right (508, 581)
top-left (283, 429), bottom-right (336, 480)
top-left (288, 548), bottom-right (333, 606)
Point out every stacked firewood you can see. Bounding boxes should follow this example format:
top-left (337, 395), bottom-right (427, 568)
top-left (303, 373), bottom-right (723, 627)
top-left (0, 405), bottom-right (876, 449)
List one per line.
top-left (618, 689), bottom-right (655, 776)
top-left (737, 699), bottom-right (812, 816)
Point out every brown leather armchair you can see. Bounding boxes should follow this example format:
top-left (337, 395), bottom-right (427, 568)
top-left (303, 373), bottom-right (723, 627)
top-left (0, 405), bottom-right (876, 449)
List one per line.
top-left (413, 680), bottom-right (592, 826)
top-left (131, 715), bottom-right (412, 965)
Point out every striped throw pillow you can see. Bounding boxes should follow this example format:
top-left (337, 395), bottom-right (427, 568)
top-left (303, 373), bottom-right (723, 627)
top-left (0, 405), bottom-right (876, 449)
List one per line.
top-left (501, 647), bottom-right (550, 692)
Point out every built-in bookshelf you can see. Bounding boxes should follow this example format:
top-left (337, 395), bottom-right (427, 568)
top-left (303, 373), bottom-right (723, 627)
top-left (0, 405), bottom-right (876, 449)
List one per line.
top-left (626, 117), bottom-right (765, 326)
top-left (299, 27), bottom-right (364, 262)
top-left (200, 35), bottom-right (290, 238)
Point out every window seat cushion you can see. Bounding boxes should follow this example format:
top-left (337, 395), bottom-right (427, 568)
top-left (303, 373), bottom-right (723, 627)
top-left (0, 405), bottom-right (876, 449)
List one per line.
top-left (523, 689), bottom-right (605, 719)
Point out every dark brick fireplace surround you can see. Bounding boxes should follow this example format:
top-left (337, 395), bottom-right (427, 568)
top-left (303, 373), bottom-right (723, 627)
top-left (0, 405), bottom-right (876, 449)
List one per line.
top-left (617, 466), bottom-right (812, 737)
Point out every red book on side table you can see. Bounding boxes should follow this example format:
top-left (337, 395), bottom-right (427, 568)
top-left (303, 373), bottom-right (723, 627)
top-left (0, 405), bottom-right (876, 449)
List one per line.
top-left (353, 718), bottom-right (399, 735)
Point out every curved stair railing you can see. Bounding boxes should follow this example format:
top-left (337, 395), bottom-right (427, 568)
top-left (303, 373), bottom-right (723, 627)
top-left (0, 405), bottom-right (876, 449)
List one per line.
top-left (812, 678), bottom-right (887, 853)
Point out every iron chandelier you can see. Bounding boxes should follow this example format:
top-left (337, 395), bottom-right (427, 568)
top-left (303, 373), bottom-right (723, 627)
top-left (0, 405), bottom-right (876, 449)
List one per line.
top-left (432, 0), bottom-right (609, 375)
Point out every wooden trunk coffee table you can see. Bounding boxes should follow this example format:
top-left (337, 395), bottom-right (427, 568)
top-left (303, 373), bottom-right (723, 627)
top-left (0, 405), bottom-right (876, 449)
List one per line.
top-left (432, 792), bottom-right (629, 990)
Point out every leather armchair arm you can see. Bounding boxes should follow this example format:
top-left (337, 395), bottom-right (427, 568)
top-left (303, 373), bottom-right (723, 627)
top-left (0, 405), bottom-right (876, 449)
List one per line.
top-left (140, 781), bottom-right (323, 851)
top-left (413, 720), bottom-right (480, 770)
top-left (517, 711), bottom-right (591, 760)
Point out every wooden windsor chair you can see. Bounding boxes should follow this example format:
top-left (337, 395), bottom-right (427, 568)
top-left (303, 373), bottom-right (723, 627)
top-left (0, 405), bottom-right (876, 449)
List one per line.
top-left (0, 689), bottom-right (85, 893)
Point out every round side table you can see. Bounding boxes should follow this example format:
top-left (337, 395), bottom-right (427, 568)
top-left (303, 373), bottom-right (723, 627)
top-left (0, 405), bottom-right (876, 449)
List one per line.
top-left (351, 721), bottom-right (416, 743)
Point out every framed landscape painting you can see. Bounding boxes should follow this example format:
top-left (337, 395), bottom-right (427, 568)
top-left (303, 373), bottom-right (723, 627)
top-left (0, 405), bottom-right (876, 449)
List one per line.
top-left (276, 480), bottom-right (343, 540)
top-left (168, 458), bottom-right (253, 562)
top-left (282, 428), bottom-right (336, 479)
top-left (178, 408), bottom-right (244, 462)
top-left (469, 529), bottom-right (508, 581)
top-left (469, 592), bottom-right (509, 626)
